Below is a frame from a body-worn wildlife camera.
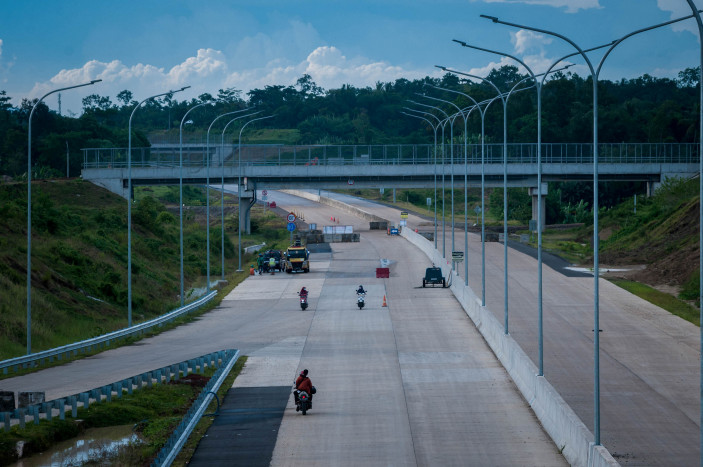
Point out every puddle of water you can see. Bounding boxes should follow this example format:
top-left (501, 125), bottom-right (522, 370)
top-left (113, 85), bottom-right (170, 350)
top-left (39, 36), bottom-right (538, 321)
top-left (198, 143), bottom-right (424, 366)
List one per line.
top-left (565, 267), bottom-right (632, 275)
top-left (10, 424), bottom-right (142, 467)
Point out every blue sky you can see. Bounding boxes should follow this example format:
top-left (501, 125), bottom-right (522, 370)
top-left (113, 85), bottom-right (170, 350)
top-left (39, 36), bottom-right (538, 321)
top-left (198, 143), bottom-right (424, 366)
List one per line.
top-left (1, 0), bottom-right (701, 115)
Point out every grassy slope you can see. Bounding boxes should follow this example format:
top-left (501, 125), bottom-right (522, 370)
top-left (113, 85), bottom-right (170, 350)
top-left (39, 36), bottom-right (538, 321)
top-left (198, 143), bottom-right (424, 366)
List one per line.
top-left (0, 180), bottom-right (242, 359)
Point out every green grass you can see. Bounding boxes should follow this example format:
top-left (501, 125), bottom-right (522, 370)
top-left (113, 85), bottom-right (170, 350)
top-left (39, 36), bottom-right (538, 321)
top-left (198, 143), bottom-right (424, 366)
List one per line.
top-left (609, 279), bottom-right (699, 326)
top-left (0, 179), bottom-right (273, 360)
top-left (0, 356), bottom-right (248, 465)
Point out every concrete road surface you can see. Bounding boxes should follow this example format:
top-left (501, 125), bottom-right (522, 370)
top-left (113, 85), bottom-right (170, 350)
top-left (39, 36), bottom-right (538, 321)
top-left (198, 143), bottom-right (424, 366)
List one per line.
top-left (0, 190), bottom-right (566, 466)
top-left (296, 189), bottom-right (700, 466)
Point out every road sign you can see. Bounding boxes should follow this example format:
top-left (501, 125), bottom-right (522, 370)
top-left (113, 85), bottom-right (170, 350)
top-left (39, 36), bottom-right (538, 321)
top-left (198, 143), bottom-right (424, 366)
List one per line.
top-left (287, 222), bottom-right (296, 232)
top-left (452, 251), bottom-right (464, 262)
top-left (426, 197), bottom-right (432, 206)
top-left (261, 195), bottom-right (268, 201)
top-left (400, 211), bottom-right (408, 219)
top-left (287, 212), bottom-right (296, 222)
top-left (262, 189), bottom-right (268, 196)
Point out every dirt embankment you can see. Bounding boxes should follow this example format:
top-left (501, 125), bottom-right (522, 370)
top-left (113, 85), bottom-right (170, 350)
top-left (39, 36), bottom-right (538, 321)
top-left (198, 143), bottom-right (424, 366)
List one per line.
top-left (598, 200), bottom-right (699, 298)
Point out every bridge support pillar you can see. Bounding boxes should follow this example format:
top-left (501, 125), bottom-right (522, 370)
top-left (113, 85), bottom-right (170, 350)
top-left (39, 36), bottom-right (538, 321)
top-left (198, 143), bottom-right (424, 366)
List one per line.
top-left (529, 183), bottom-right (547, 230)
top-left (238, 187), bottom-right (256, 235)
top-left (646, 180), bottom-right (659, 197)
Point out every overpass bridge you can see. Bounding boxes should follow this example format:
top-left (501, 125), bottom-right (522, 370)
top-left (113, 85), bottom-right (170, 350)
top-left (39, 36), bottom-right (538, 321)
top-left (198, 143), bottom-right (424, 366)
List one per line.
top-left (81, 142), bottom-right (699, 230)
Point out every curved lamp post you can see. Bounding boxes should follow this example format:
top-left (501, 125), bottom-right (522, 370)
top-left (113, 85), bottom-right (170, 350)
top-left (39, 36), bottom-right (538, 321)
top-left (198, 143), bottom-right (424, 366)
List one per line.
top-left (419, 92), bottom-right (470, 268)
top-left (407, 99), bottom-right (454, 259)
top-left (429, 85), bottom-right (490, 300)
top-left (453, 38), bottom-right (618, 378)
top-left (480, 9), bottom-right (699, 446)
top-left (435, 66), bottom-right (571, 333)
top-left (26, 78), bottom-right (101, 354)
top-left (219, 111), bottom-right (261, 279)
top-left (682, 2), bottom-right (703, 462)
top-left (404, 105), bottom-right (452, 249)
top-left (237, 115), bottom-right (275, 272)
top-left (128, 86), bottom-right (189, 326)
top-left (401, 108), bottom-right (442, 248)
top-left (179, 101), bottom-right (215, 306)
top-left (205, 108), bottom-right (252, 291)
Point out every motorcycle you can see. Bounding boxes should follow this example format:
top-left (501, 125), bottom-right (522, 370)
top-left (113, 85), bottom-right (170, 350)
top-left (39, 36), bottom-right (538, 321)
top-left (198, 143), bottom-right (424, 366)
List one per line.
top-left (299, 293), bottom-right (308, 310)
top-left (357, 292), bottom-right (365, 309)
top-left (296, 390), bottom-right (311, 415)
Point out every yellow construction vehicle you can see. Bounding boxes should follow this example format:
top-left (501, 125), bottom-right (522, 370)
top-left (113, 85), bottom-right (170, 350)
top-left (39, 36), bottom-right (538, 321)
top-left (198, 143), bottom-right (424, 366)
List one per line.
top-left (283, 240), bottom-right (310, 273)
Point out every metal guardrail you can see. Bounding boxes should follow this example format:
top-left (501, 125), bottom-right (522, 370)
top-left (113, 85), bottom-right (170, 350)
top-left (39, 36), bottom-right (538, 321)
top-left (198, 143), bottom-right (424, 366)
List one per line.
top-left (0, 349), bottom-right (236, 432)
top-left (81, 142), bottom-right (701, 169)
top-left (0, 291), bottom-right (218, 374)
top-left (152, 349), bottom-right (240, 467)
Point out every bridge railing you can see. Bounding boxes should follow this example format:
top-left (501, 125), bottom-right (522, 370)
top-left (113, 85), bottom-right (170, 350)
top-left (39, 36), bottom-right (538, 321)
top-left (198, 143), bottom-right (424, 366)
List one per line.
top-left (82, 143), bottom-right (700, 169)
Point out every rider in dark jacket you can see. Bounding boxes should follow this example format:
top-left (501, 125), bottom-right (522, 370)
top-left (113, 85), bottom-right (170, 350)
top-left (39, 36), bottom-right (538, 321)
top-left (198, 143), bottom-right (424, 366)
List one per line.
top-left (295, 369), bottom-right (313, 409)
top-left (356, 285), bottom-right (366, 294)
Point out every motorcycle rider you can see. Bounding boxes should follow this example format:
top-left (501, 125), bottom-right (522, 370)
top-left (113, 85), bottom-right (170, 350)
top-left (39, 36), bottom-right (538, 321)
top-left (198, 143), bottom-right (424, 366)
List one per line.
top-left (295, 369), bottom-right (313, 410)
top-left (356, 285), bottom-right (366, 295)
top-left (299, 287), bottom-right (308, 299)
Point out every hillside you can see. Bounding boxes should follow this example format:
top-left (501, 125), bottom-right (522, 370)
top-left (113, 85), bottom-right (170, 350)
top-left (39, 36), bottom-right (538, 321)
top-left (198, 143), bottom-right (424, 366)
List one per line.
top-left (0, 180), bottom-right (238, 359)
top-left (592, 177), bottom-right (700, 303)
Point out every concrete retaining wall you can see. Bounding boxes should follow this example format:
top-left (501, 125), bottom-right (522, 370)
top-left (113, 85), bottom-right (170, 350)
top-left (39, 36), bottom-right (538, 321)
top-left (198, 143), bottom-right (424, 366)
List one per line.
top-left (401, 227), bottom-right (619, 467)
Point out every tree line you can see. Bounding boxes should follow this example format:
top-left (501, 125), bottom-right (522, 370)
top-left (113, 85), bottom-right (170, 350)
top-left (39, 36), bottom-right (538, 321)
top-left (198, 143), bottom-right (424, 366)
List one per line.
top-left (0, 66), bottom-right (699, 181)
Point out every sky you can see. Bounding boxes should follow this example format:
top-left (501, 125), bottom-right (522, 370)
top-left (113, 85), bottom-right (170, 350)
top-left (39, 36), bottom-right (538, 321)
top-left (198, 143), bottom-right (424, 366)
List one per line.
top-left (1, 0), bottom-right (702, 116)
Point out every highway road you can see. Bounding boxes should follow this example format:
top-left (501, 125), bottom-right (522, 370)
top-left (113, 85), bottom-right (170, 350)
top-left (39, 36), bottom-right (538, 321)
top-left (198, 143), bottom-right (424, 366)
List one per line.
top-left (1, 189), bottom-right (567, 466)
top-left (273, 188), bottom-right (700, 466)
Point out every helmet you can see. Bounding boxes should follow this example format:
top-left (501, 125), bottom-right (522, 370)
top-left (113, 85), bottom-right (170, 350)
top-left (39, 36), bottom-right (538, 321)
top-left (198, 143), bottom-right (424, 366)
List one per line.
top-left (300, 369), bottom-right (308, 376)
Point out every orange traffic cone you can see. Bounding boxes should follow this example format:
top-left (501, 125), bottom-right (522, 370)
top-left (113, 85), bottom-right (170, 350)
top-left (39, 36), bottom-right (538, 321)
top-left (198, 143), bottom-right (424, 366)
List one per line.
top-left (382, 295), bottom-right (387, 307)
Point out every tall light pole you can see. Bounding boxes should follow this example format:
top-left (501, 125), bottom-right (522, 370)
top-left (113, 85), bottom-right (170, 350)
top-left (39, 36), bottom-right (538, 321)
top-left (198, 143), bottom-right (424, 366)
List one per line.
top-left (454, 38), bottom-right (617, 377)
top-left (128, 86), bottom-right (189, 327)
top-left (408, 99), bottom-right (453, 259)
top-left (480, 10), bottom-right (698, 447)
top-left (683, 3), bottom-right (703, 463)
top-left (419, 93), bottom-right (464, 264)
top-left (428, 85), bottom-right (483, 287)
top-left (437, 65), bottom-right (571, 334)
top-left (219, 111), bottom-right (261, 279)
top-left (179, 101), bottom-right (213, 306)
top-left (26, 79), bottom-right (101, 354)
top-left (237, 115), bottom-right (275, 272)
top-left (205, 108), bottom-right (252, 292)
top-left (405, 104), bottom-right (449, 251)
top-left (401, 109), bottom-right (442, 248)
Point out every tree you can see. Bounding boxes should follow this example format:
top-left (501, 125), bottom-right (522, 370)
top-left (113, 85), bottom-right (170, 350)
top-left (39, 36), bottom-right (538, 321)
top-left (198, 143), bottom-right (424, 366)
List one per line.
top-left (296, 74), bottom-right (324, 98)
top-left (82, 94), bottom-right (114, 112)
top-left (216, 87), bottom-right (243, 105)
top-left (116, 90), bottom-right (134, 107)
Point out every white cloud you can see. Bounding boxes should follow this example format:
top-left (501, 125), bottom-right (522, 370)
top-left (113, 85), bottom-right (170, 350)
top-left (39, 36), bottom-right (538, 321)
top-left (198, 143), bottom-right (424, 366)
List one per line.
top-left (657, 0), bottom-right (703, 35)
top-left (511, 30), bottom-right (552, 54)
top-left (29, 45), bottom-right (431, 115)
top-left (479, 0), bottom-right (601, 14)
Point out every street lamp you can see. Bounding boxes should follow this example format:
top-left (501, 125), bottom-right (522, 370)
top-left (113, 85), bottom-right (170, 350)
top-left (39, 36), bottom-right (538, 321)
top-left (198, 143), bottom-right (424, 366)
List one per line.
top-left (205, 108), bottom-right (252, 292)
top-left (454, 38), bottom-right (617, 377)
top-left (401, 109), bottom-right (442, 248)
top-left (179, 100), bottom-right (215, 306)
top-left (26, 78), bottom-right (101, 354)
top-left (407, 99), bottom-right (453, 259)
top-left (219, 111), bottom-right (261, 279)
top-left (682, 2), bottom-right (703, 462)
top-left (237, 115), bottom-right (275, 272)
top-left (480, 9), bottom-right (699, 446)
top-left (128, 86), bottom-right (189, 327)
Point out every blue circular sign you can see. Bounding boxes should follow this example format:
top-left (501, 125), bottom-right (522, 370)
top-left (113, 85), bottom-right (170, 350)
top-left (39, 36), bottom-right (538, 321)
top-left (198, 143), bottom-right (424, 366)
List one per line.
top-left (287, 222), bottom-right (296, 232)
